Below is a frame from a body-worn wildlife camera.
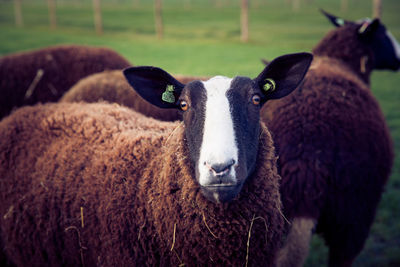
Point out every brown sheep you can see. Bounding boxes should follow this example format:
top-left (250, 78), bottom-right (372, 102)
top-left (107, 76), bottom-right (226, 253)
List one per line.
top-left (60, 70), bottom-right (209, 121)
top-left (174, 74), bottom-right (212, 84)
top-left (262, 11), bottom-right (397, 267)
top-left (0, 52), bottom-right (313, 266)
top-left (0, 44), bottom-right (131, 119)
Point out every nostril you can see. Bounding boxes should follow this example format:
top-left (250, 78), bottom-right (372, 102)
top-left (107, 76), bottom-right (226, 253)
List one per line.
top-left (205, 159), bottom-right (236, 176)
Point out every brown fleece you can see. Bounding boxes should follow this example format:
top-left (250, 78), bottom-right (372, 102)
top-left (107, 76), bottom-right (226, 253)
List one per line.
top-left (312, 23), bottom-right (375, 83)
top-left (173, 74), bottom-right (211, 84)
top-left (0, 102), bottom-right (284, 266)
top-left (0, 45), bottom-right (131, 119)
top-left (60, 70), bottom-right (210, 121)
top-left (262, 26), bottom-right (393, 265)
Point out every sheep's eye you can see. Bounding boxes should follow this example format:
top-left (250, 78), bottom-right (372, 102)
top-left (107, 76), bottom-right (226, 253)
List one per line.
top-left (180, 100), bottom-right (188, 111)
top-left (252, 95), bottom-right (261, 105)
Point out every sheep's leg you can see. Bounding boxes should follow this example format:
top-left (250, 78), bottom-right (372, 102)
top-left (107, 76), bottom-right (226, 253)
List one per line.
top-left (0, 237), bottom-right (13, 267)
top-left (326, 226), bottom-right (368, 267)
top-left (328, 241), bottom-right (358, 267)
top-left (322, 191), bottom-right (381, 267)
top-left (276, 217), bottom-right (316, 267)
top-left (328, 253), bottom-right (354, 267)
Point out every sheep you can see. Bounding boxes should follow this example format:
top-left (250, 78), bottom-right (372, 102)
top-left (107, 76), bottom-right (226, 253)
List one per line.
top-left (174, 73), bottom-right (212, 84)
top-left (261, 10), bottom-right (398, 267)
top-left (60, 70), bottom-right (209, 121)
top-left (0, 53), bottom-right (313, 266)
top-left (0, 44), bottom-right (131, 120)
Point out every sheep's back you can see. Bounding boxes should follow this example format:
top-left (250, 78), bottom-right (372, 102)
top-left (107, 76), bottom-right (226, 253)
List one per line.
top-left (0, 102), bottom-right (174, 205)
top-left (0, 45), bottom-right (131, 119)
top-left (262, 60), bottom-right (393, 221)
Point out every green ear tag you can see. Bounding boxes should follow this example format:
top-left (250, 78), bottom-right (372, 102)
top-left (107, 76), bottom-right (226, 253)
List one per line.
top-left (263, 78), bottom-right (276, 92)
top-left (162, 84), bottom-right (175, 103)
top-left (336, 18), bottom-right (345, 26)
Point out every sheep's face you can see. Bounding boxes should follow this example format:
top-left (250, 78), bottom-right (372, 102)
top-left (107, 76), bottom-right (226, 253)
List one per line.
top-left (179, 76), bottom-right (262, 203)
top-left (357, 19), bottom-right (400, 71)
top-left (123, 52), bottom-right (313, 203)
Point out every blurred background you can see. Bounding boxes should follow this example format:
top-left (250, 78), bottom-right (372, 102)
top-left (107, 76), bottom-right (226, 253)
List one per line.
top-left (0, 0), bottom-right (399, 266)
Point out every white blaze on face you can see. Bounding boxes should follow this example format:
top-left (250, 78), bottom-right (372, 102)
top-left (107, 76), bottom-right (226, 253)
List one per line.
top-left (198, 76), bottom-right (238, 186)
top-left (386, 30), bottom-right (400, 60)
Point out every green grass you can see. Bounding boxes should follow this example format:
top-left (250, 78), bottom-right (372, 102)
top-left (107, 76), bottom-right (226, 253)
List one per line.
top-left (0, 0), bottom-right (399, 266)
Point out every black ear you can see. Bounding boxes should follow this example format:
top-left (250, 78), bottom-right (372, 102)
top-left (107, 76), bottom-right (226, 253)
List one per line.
top-left (123, 66), bottom-right (185, 109)
top-left (254, 53), bottom-right (313, 103)
top-left (358, 19), bottom-right (381, 40)
top-left (320, 9), bottom-right (348, 27)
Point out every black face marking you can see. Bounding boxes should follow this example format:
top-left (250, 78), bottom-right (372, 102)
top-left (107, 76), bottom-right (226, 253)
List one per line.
top-left (366, 23), bottom-right (400, 70)
top-left (180, 81), bottom-right (207, 177)
top-left (228, 77), bottom-right (262, 179)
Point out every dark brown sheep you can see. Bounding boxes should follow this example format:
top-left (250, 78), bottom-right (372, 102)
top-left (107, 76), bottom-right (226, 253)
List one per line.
top-left (262, 11), bottom-right (397, 267)
top-left (60, 70), bottom-right (210, 121)
top-left (0, 102), bottom-right (282, 266)
top-left (0, 44), bottom-right (131, 119)
top-left (0, 52), bottom-right (313, 266)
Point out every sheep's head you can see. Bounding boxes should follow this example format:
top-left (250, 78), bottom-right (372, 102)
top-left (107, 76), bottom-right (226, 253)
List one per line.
top-left (123, 53), bottom-right (312, 203)
top-left (321, 9), bottom-right (400, 71)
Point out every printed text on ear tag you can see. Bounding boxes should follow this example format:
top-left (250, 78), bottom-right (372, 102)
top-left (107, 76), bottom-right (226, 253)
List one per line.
top-left (162, 84), bottom-right (175, 103)
top-left (263, 78), bottom-right (276, 92)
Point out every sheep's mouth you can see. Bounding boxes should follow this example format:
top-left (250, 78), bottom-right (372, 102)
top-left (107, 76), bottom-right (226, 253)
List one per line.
top-left (203, 184), bottom-right (237, 188)
top-left (200, 183), bottom-right (243, 203)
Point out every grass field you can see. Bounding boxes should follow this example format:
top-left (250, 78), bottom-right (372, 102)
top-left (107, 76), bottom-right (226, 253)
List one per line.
top-left (0, 0), bottom-right (399, 266)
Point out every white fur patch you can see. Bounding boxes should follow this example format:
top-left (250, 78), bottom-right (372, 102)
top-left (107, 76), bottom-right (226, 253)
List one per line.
top-left (198, 76), bottom-right (238, 186)
top-left (386, 30), bottom-right (400, 60)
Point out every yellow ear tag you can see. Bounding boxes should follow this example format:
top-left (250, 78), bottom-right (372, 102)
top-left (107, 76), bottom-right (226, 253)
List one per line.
top-left (358, 21), bottom-right (370, 34)
top-left (162, 84), bottom-right (175, 103)
top-left (263, 78), bottom-right (276, 92)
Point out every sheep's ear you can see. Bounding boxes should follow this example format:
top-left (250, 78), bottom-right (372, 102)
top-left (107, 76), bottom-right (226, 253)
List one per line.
top-left (123, 66), bottom-right (185, 109)
top-left (320, 9), bottom-right (349, 27)
top-left (358, 19), bottom-right (381, 40)
top-left (254, 53), bottom-right (313, 103)
top-left (261, 58), bottom-right (270, 66)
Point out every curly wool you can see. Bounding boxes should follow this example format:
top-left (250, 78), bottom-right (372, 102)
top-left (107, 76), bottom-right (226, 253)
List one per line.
top-left (60, 70), bottom-right (210, 121)
top-left (0, 45), bottom-right (131, 119)
top-left (262, 28), bottom-right (393, 261)
top-left (312, 23), bottom-right (375, 83)
top-left (0, 102), bottom-right (285, 266)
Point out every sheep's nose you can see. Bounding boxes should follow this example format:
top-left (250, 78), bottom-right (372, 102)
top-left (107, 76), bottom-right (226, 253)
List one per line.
top-left (205, 159), bottom-right (236, 177)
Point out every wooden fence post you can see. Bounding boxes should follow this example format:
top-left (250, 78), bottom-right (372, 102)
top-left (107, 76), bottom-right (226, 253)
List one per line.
top-left (93, 0), bottom-right (103, 35)
top-left (341, 0), bottom-right (348, 13)
top-left (47, 0), bottom-right (57, 29)
top-left (14, 0), bottom-right (23, 27)
top-left (184, 0), bottom-right (191, 10)
top-left (293, 0), bottom-right (300, 11)
top-left (154, 0), bottom-right (163, 39)
top-left (373, 0), bottom-right (382, 18)
top-left (240, 0), bottom-right (249, 42)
